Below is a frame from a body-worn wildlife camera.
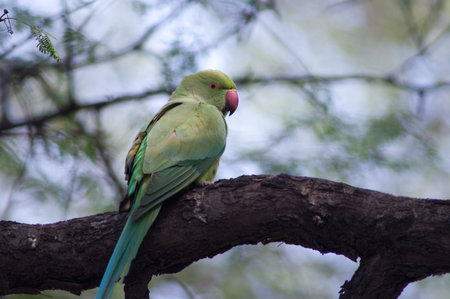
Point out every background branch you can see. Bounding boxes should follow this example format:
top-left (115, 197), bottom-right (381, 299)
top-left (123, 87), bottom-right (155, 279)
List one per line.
top-left (0, 87), bottom-right (168, 132)
top-left (1, 73), bottom-right (449, 133)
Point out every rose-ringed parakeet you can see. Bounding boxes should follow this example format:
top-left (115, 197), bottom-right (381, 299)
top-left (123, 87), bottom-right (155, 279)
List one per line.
top-left (96, 70), bottom-right (239, 299)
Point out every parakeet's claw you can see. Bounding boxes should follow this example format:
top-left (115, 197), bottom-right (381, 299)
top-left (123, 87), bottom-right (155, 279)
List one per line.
top-left (201, 180), bottom-right (213, 186)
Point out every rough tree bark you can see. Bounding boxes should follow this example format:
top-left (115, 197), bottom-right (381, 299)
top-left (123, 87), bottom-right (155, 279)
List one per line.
top-left (0, 174), bottom-right (449, 298)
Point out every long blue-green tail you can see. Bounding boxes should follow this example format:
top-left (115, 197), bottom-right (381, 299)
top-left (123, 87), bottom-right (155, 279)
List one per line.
top-left (96, 205), bottom-right (161, 299)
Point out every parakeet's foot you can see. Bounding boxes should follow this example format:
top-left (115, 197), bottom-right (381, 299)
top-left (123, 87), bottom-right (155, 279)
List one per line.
top-left (201, 181), bottom-right (213, 186)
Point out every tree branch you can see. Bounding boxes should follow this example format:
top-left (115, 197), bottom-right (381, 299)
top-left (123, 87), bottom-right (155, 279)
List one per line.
top-left (0, 174), bottom-right (449, 298)
top-left (236, 74), bottom-right (450, 93)
top-left (2, 73), bottom-right (450, 133)
top-left (0, 87), bottom-right (168, 132)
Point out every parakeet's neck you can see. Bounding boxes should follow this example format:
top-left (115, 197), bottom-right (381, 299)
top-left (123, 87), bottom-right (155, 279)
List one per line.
top-left (170, 85), bottom-right (193, 101)
top-left (171, 85), bottom-right (212, 108)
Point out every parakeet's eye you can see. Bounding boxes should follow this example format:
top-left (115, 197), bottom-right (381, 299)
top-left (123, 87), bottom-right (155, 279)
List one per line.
top-left (209, 82), bottom-right (219, 90)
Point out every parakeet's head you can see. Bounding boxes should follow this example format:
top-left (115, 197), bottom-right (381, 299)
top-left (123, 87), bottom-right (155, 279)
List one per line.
top-left (172, 70), bottom-right (239, 116)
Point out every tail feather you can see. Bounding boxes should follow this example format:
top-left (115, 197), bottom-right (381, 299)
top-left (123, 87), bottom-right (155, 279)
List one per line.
top-left (96, 206), bottom-right (161, 299)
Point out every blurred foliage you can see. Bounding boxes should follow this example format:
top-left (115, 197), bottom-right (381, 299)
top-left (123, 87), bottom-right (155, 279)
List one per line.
top-left (30, 25), bottom-right (60, 61)
top-left (1, 0), bottom-right (450, 298)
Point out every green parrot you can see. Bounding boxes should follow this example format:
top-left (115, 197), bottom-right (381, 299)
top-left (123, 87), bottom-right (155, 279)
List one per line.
top-left (96, 70), bottom-right (239, 299)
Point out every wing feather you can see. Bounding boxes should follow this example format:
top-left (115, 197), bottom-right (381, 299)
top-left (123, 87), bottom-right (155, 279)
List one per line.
top-left (129, 102), bottom-right (227, 220)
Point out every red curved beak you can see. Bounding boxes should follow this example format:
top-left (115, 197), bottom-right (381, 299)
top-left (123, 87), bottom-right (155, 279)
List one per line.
top-left (225, 89), bottom-right (239, 116)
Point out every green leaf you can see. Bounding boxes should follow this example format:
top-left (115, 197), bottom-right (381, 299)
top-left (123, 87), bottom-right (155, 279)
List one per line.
top-left (30, 25), bottom-right (60, 61)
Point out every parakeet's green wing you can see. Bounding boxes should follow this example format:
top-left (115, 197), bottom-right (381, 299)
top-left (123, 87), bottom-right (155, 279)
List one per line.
top-left (122, 101), bottom-right (183, 211)
top-left (130, 101), bottom-right (227, 220)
